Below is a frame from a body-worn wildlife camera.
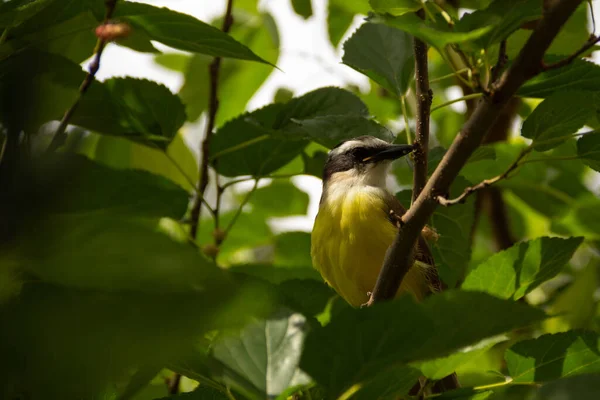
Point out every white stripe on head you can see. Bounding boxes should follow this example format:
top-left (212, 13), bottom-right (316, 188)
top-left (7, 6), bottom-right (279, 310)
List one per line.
top-left (330, 136), bottom-right (389, 157)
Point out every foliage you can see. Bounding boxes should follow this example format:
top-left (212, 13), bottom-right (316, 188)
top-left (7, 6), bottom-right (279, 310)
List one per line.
top-left (1, 1), bottom-right (600, 400)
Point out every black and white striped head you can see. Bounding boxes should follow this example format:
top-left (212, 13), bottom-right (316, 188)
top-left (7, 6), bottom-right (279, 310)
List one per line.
top-left (322, 136), bottom-right (414, 186)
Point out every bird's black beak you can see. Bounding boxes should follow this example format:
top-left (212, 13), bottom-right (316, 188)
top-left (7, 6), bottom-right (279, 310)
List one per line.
top-left (365, 144), bottom-right (415, 162)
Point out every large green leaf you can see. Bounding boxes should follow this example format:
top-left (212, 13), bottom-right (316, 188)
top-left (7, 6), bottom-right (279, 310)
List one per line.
top-left (577, 131), bottom-right (600, 172)
top-left (521, 91), bottom-right (594, 151)
top-left (518, 60), bottom-right (600, 98)
top-left (506, 331), bottom-right (600, 383)
top-left (300, 291), bottom-right (545, 397)
top-left (71, 78), bottom-right (187, 149)
top-left (211, 308), bottom-right (311, 398)
top-left (369, 0), bottom-right (422, 15)
top-left (353, 364), bottom-right (422, 400)
top-left (211, 87), bottom-right (374, 176)
top-left (462, 237), bottom-right (583, 300)
top-left (454, 0), bottom-right (541, 50)
top-left (114, 2), bottom-right (272, 64)
top-left (342, 22), bottom-right (414, 97)
top-left (376, 12), bottom-right (492, 50)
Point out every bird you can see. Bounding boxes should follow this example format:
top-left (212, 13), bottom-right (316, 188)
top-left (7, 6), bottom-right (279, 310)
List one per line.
top-left (310, 135), bottom-right (441, 307)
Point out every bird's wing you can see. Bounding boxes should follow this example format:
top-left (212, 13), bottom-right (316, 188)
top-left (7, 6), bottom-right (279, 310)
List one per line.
top-left (386, 194), bottom-right (444, 294)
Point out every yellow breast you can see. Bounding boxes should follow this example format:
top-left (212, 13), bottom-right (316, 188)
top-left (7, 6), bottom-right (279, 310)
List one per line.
top-left (311, 187), bottom-right (428, 306)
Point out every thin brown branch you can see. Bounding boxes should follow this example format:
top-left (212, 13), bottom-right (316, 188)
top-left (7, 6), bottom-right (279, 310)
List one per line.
top-left (368, 0), bottom-right (585, 304)
top-left (412, 32), bottom-right (432, 204)
top-left (46, 0), bottom-right (119, 152)
top-left (189, 0), bottom-right (235, 240)
top-left (541, 33), bottom-right (600, 71)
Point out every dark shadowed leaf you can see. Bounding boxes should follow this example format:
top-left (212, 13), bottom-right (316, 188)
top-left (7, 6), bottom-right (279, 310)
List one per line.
top-left (506, 331), bottom-right (600, 383)
top-left (114, 2), bottom-right (272, 64)
top-left (343, 22), bottom-right (414, 96)
top-left (153, 385), bottom-right (230, 399)
top-left (300, 291), bottom-right (545, 397)
top-left (518, 60), bottom-right (600, 98)
top-left (230, 264), bottom-right (321, 285)
top-left (353, 364), bottom-right (422, 400)
top-left (274, 232), bottom-right (312, 267)
top-left (577, 131), bottom-right (600, 172)
top-left (291, 0), bottom-right (313, 19)
top-left (454, 0), bottom-right (541, 50)
top-left (462, 237), bottom-right (583, 300)
top-left (369, 0), bottom-right (422, 15)
top-left (521, 92), bottom-right (594, 151)
top-left (376, 12), bottom-right (492, 49)
top-left (72, 78), bottom-right (187, 149)
top-left (211, 308), bottom-right (311, 398)
top-left (531, 373), bottom-right (600, 400)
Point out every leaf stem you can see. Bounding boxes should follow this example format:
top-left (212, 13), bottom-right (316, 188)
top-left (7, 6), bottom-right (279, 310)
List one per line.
top-left (223, 178), bottom-right (260, 238)
top-left (220, 173), bottom-right (300, 190)
top-left (517, 154), bottom-right (582, 165)
top-left (209, 134), bottom-right (270, 161)
top-left (430, 93), bottom-right (483, 113)
top-left (429, 68), bottom-right (470, 84)
top-left (46, 0), bottom-right (119, 152)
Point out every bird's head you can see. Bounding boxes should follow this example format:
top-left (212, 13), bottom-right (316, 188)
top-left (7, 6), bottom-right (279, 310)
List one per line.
top-left (322, 136), bottom-right (415, 189)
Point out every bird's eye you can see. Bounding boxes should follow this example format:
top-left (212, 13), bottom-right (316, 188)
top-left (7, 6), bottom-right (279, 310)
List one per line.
top-left (351, 148), bottom-right (369, 161)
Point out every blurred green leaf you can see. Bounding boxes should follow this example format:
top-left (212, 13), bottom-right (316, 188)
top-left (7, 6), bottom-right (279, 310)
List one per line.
top-left (291, 0), bottom-right (313, 19)
top-left (327, 1), bottom-right (356, 47)
top-left (376, 12), bottom-right (492, 49)
top-left (521, 91), bottom-right (594, 151)
top-left (455, 0), bottom-right (541, 50)
top-left (248, 181), bottom-right (309, 217)
top-left (36, 154), bottom-right (188, 218)
top-left (301, 291), bottom-right (545, 397)
top-left (506, 331), bottom-right (600, 383)
top-left (518, 60), bottom-right (600, 98)
top-left (530, 373), bottom-right (600, 400)
top-left (353, 364), bottom-right (422, 400)
top-left (577, 131), bottom-right (600, 172)
top-left (211, 87), bottom-right (371, 176)
top-left (230, 264), bottom-right (321, 285)
top-left (72, 78), bottom-right (187, 150)
top-left (549, 263), bottom-right (598, 330)
top-left (274, 232), bottom-right (312, 267)
top-left (552, 197), bottom-right (600, 242)
top-left (211, 308), bottom-right (311, 398)
top-left (115, 2), bottom-right (273, 64)
top-left (301, 150), bottom-right (328, 177)
top-left (153, 385), bottom-right (230, 399)
top-left (369, 0), bottom-right (422, 15)
top-left (462, 237), bottom-right (583, 300)
top-left (342, 22), bottom-right (414, 97)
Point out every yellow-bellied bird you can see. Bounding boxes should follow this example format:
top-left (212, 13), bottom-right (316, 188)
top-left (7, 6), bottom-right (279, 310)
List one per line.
top-left (311, 136), bottom-right (441, 307)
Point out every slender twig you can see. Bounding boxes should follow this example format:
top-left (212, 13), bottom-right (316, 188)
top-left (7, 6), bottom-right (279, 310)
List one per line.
top-left (0, 28), bottom-right (9, 46)
top-left (220, 173), bottom-right (300, 190)
top-left (490, 40), bottom-right (508, 87)
top-left (368, 0), bottom-right (585, 305)
top-left (589, 0), bottom-right (596, 34)
top-left (542, 34), bottom-right (600, 71)
top-left (46, 0), bottom-right (119, 152)
top-left (400, 95), bottom-right (413, 145)
top-left (223, 178), bottom-right (260, 237)
top-left (189, 0), bottom-right (235, 240)
top-left (430, 93), bottom-right (483, 113)
top-left (437, 147), bottom-right (532, 206)
top-left (429, 68), bottom-right (470, 84)
top-left (411, 29), bottom-right (432, 204)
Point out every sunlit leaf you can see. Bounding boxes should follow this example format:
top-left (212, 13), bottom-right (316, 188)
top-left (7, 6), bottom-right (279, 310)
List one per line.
top-left (343, 22), bottom-right (414, 97)
top-left (462, 237), bottom-right (583, 300)
top-left (369, 0), bottom-right (422, 15)
top-left (506, 331), bottom-right (600, 383)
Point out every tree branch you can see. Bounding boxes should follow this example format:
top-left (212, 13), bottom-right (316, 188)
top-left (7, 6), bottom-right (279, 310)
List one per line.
top-left (412, 33), bottom-right (432, 204)
top-left (490, 40), bottom-right (507, 86)
top-left (542, 33), bottom-right (600, 71)
top-left (189, 0), bottom-right (235, 240)
top-left (46, 0), bottom-right (119, 152)
top-left (368, 0), bottom-right (585, 304)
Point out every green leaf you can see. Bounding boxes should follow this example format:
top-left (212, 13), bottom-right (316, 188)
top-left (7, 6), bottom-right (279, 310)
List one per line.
top-left (577, 131), bottom-right (600, 172)
top-left (462, 237), bottom-right (583, 300)
top-left (327, 2), bottom-right (355, 47)
top-left (369, 0), bottom-right (422, 15)
top-left (211, 308), bottom-right (311, 398)
top-left (531, 373), bottom-right (600, 400)
top-left (342, 22), bottom-right (414, 97)
top-left (353, 364), bottom-right (422, 400)
top-left (506, 331), bottom-right (600, 383)
top-left (248, 181), bottom-right (309, 217)
top-left (274, 232), bottom-right (313, 267)
top-left (36, 154), bottom-right (188, 219)
top-left (211, 87), bottom-right (370, 176)
top-left (521, 91), bottom-right (594, 151)
top-left (454, 0), bottom-right (541, 50)
top-left (518, 60), bottom-right (600, 98)
top-left (291, 0), bottom-right (313, 19)
top-left (290, 115), bottom-right (394, 148)
top-left (72, 78), bottom-right (187, 149)
top-left (376, 12), bottom-right (493, 49)
top-left (114, 2), bottom-right (273, 65)
top-left (230, 264), bottom-right (321, 285)
top-left (153, 385), bottom-right (230, 399)
top-left (300, 291), bottom-right (546, 397)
